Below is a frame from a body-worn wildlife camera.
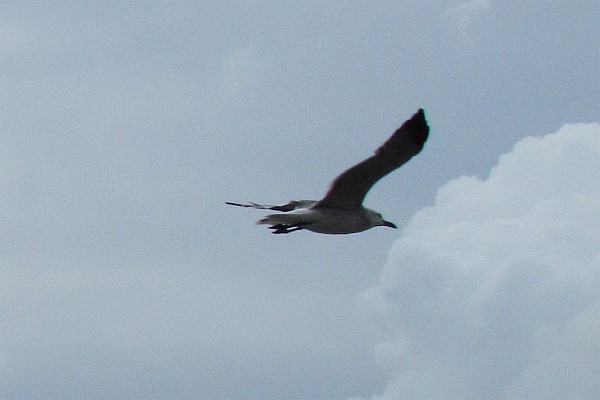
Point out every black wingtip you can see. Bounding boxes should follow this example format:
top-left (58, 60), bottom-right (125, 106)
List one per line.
top-left (414, 108), bottom-right (426, 122)
top-left (406, 108), bottom-right (429, 147)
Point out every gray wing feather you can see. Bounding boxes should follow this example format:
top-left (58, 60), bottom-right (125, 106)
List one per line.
top-left (314, 109), bottom-right (429, 210)
top-left (225, 200), bottom-right (317, 212)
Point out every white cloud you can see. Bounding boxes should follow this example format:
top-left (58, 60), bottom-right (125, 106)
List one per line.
top-left (359, 122), bottom-right (600, 399)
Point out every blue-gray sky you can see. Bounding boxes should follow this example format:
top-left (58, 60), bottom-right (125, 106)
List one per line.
top-left (1, 1), bottom-right (599, 399)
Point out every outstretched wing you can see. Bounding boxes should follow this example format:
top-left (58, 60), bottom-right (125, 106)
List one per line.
top-left (315, 109), bottom-right (429, 210)
top-left (225, 200), bottom-right (317, 212)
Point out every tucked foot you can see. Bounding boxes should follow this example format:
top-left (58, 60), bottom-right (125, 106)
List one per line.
top-left (268, 224), bottom-right (306, 234)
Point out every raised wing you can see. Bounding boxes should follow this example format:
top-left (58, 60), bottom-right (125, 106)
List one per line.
top-left (315, 109), bottom-right (429, 210)
top-left (225, 200), bottom-right (317, 212)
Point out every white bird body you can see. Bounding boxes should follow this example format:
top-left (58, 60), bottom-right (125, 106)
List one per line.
top-left (256, 204), bottom-right (391, 234)
top-left (227, 109), bottom-right (430, 234)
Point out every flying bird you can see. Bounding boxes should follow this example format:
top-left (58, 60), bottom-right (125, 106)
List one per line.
top-left (227, 109), bottom-right (430, 234)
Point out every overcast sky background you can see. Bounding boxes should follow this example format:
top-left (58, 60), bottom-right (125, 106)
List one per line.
top-left (1, 1), bottom-right (599, 399)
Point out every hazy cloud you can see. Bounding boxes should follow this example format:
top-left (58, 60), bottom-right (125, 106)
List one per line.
top-left (360, 122), bottom-right (600, 399)
top-left (0, 19), bottom-right (53, 56)
top-left (446, 0), bottom-right (492, 42)
top-left (221, 48), bottom-right (263, 101)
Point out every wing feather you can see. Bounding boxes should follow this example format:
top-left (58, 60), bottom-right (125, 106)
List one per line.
top-left (314, 109), bottom-right (429, 210)
top-left (225, 200), bottom-right (316, 212)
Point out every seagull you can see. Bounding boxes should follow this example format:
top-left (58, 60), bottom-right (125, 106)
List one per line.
top-left (226, 108), bottom-right (430, 234)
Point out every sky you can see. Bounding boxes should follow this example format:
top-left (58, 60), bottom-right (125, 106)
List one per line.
top-left (1, 1), bottom-right (599, 399)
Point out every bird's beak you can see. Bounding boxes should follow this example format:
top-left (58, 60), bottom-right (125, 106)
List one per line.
top-left (382, 220), bottom-right (397, 229)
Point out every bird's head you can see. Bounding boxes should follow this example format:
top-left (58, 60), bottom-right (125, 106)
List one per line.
top-left (367, 210), bottom-right (398, 229)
